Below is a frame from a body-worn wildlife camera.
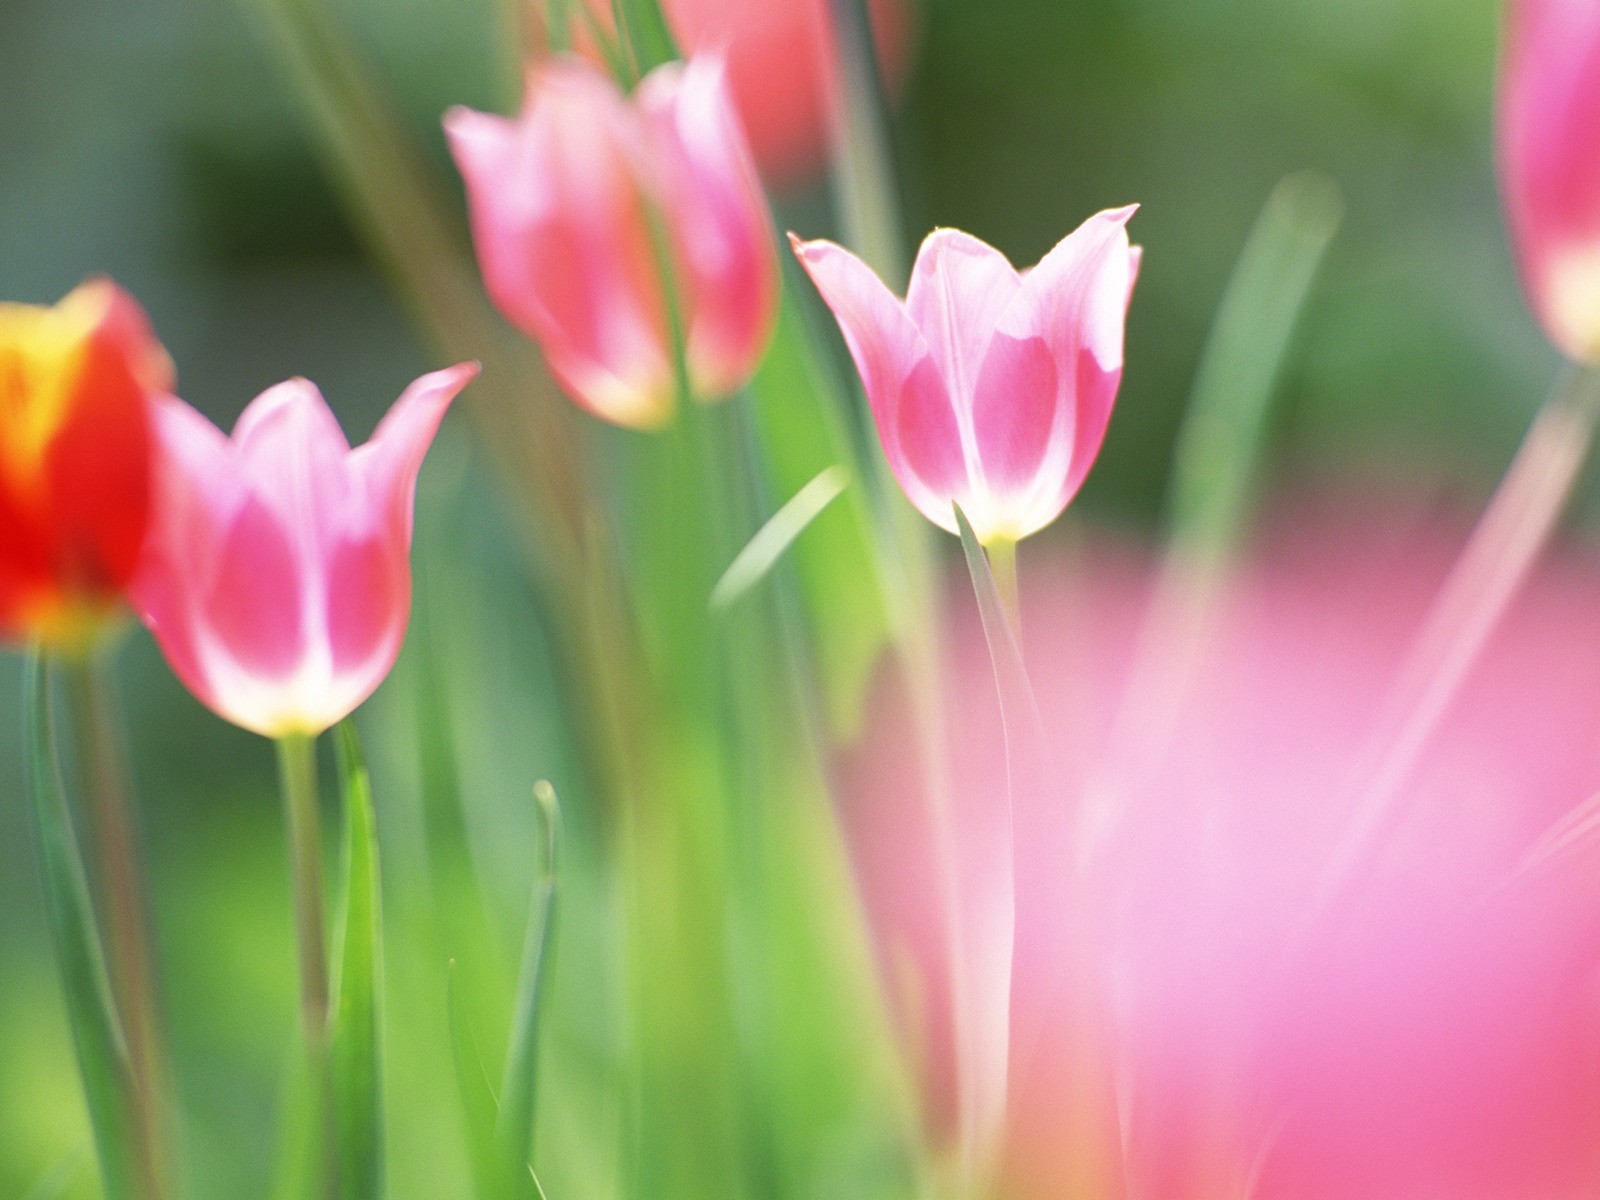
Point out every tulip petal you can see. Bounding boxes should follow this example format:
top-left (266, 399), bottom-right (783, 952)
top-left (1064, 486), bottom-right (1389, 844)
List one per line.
top-left (975, 206), bottom-right (1136, 536)
top-left (134, 396), bottom-right (247, 721)
top-left (638, 56), bottom-right (777, 401)
top-left (905, 228), bottom-right (1023, 406)
top-left (446, 61), bottom-right (674, 427)
top-left (1500, 0), bottom-right (1600, 359)
top-left (791, 234), bottom-right (969, 529)
top-left (204, 495), bottom-right (307, 687)
top-left (352, 362), bottom-right (479, 540)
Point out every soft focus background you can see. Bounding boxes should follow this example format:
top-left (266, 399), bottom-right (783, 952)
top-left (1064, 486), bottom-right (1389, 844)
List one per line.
top-left (0, 0), bottom-right (1580, 1194)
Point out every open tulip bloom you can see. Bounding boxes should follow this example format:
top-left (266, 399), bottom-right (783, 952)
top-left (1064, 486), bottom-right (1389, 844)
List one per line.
top-left (792, 209), bottom-right (1140, 548)
top-left (446, 54), bottom-right (776, 430)
top-left (134, 364), bottom-right (477, 738)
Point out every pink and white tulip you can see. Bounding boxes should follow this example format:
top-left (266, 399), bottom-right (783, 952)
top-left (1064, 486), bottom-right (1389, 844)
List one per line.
top-left (133, 364), bottom-right (477, 738)
top-left (792, 210), bottom-right (1139, 545)
top-left (445, 55), bottom-right (776, 429)
top-left (1499, 0), bottom-right (1600, 361)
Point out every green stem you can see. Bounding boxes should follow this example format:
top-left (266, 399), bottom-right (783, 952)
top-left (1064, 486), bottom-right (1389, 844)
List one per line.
top-left (275, 732), bottom-right (336, 1200)
top-left (61, 650), bottom-right (169, 1200)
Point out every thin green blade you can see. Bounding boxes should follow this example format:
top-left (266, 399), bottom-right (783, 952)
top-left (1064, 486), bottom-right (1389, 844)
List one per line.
top-left (1165, 172), bottom-right (1344, 572)
top-left (446, 959), bottom-right (500, 1199)
top-left (24, 653), bottom-right (136, 1200)
top-left (711, 466), bottom-right (850, 612)
top-left (332, 720), bottom-right (384, 1200)
top-left (495, 782), bottom-right (562, 1200)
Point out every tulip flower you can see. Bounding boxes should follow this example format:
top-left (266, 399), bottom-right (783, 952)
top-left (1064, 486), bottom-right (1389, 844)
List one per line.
top-left (445, 55), bottom-right (776, 429)
top-left (569, 0), bottom-right (913, 188)
top-left (792, 209), bottom-right (1139, 547)
top-left (0, 280), bottom-right (171, 647)
top-left (133, 364), bottom-right (477, 737)
top-left (1499, 0), bottom-right (1600, 361)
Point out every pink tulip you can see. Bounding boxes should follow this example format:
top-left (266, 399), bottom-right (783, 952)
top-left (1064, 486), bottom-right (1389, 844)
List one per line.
top-left (841, 494), bottom-right (1600, 1196)
top-left (792, 210), bottom-right (1140, 545)
top-left (569, 0), bottom-right (915, 189)
top-left (445, 55), bottom-right (776, 429)
top-left (133, 364), bottom-right (477, 738)
top-left (1499, 0), bottom-right (1600, 361)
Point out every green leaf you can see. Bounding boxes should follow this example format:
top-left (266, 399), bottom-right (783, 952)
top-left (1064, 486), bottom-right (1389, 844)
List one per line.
top-left (446, 959), bottom-right (500, 1200)
top-left (495, 782), bottom-right (562, 1200)
top-left (23, 653), bottom-right (136, 1200)
top-left (331, 720), bottom-right (384, 1200)
top-left (22, 1149), bottom-right (86, 1200)
top-left (711, 467), bottom-right (850, 612)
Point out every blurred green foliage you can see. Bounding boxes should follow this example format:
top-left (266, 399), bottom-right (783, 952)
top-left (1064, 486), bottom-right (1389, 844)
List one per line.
top-left (0, 0), bottom-right (1583, 1196)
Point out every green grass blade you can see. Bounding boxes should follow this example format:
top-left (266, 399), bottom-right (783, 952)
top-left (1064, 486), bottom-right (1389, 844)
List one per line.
top-left (1164, 172), bottom-right (1344, 571)
top-left (826, 0), bottom-right (907, 284)
top-left (710, 466), bottom-right (850, 612)
top-left (610, 0), bottom-right (678, 75)
top-left (495, 782), bottom-right (562, 1200)
top-left (332, 720), bottom-right (384, 1200)
top-left (23, 653), bottom-right (136, 1200)
top-left (446, 959), bottom-right (500, 1198)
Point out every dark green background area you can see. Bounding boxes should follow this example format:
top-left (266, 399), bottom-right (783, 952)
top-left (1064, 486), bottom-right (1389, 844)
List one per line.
top-left (0, 0), bottom-right (1574, 1195)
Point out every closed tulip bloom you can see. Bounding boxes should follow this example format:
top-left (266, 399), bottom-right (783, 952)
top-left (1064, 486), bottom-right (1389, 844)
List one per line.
top-left (1499, 0), bottom-right (1600, 361)
top-left (792, 209), bottom-right (1139, 545)
top-left (445, 55), bottom-right (776, 429)
top-left (0, 280), bottom-right (171, 646)
top-left (134, 364), bottom-right (477, 737)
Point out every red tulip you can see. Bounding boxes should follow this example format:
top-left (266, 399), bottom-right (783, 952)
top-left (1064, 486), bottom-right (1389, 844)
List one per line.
top-left (1499, 0), bottom-right (1600, 360)
top-left (793, 211), bottom-right (1140, 545)
top-left (134, 365), bottom-right (476, 736)
top-left (0, 280), bottom-right (170, 647)
top-left (446, 55), bottom-right (776, 428)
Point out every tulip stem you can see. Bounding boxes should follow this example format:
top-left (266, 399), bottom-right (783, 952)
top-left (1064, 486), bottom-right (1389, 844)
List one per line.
top-left (275, 732), bottom-right (337, 1200)
top-left (985, 536), bottom-right (1021, 636)
top-left (61, 650), bottom-right (169, 1200)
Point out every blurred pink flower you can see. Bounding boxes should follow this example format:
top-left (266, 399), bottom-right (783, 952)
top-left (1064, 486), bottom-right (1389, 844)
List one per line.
top-left (572, 0), bottom-right (914, 189)
top-left (1499, 0), bottom-right (1600, 360)
top-left (134, 364), bottom-right (476, 738)
top-left (792, 212), bottom-right (1139, 545)
top-left (446, 55), bottom-right (776, 429)
top-left (841, 497), bottom-right (1600, 1196)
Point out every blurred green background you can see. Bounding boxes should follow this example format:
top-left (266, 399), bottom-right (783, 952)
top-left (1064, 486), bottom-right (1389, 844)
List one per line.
top-left (0, 0), bottom-right (1571, 1194)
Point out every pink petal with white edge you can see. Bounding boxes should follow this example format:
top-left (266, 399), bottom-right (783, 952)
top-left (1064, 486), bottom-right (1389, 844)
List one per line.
top-left (639, 55), bottom-right (777, 401)
top-left (791, 234), bottom-right (970, 529)
top-left (972, 206), bottom-right (1137, 539)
